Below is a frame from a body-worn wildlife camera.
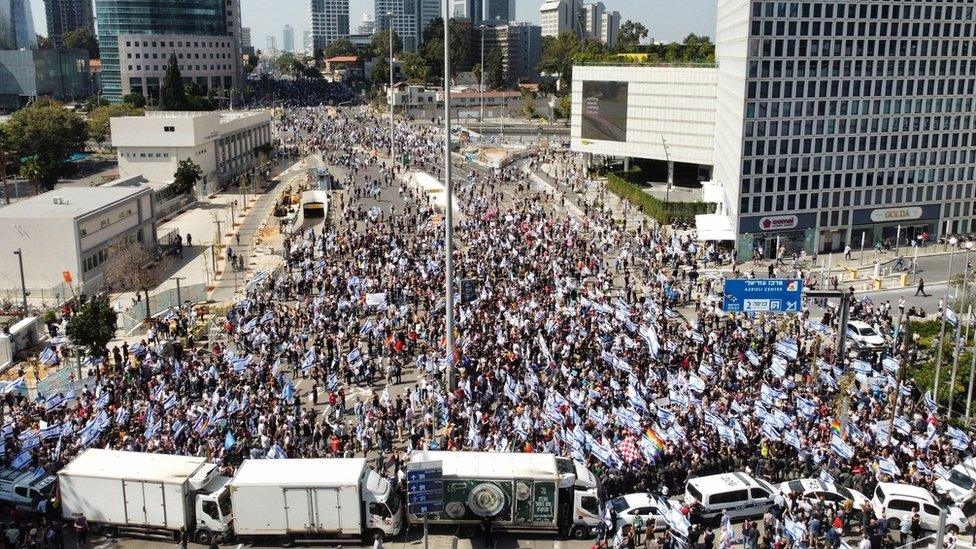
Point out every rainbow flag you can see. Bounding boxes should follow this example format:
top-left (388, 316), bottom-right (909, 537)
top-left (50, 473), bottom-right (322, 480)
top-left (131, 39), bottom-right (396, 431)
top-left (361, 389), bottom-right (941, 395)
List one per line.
top-left (644, 428), bottom-right (666, 457)
top-left (830, 418), bottom-right (844, 438)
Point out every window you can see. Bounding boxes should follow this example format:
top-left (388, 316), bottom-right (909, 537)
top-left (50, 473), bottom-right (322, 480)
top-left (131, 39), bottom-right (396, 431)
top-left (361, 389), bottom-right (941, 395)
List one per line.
top-left (710, 490), bottom-right (748, 505)
top-left (164, 126), bottom-right (175, 132)
top-left (887, 499), bottom-right (915, 512)
top-left (202, 500), bottom-right (219, 520)
top-left (369, 502), bottom-right (391, 518)
top-left (750, 488), bottom-right (769, 499)
top-left (581, 496), bottom-right (600, 515)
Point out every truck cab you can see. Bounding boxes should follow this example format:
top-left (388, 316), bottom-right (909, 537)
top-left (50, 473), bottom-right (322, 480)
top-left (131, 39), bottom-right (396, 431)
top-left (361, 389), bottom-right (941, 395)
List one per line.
top-left (191, 470), bottom-right (234, 544)
top-left (0, 468), bottom-right (57, 513)
top-left (556, 457), bottom-right (603, 538)
top-left (362, 468), bottom-right (403, 539)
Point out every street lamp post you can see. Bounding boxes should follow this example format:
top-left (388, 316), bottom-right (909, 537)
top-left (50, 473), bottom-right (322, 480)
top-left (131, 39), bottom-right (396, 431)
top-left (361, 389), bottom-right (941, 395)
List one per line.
top-left (388, 11), bottom-right (395, 168)
top-left (12, 249), bottom-right (27, 313)
top-left (933, 236), bottom-right (959, 401)
top-left (479, 24), bottom-right (485, 137)
top-left (947, 241), bottom-right (974, 419)
top-left (443, 0), bottom-right (456, 390)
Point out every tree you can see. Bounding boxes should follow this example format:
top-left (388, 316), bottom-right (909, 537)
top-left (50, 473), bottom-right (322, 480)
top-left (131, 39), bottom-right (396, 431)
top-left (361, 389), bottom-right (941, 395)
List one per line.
top-left (401, 51), bottom-right (430, 82)
top-left (370, 57), bottom-right (391, 89)
top-left (472, 63), bottom-right (482, 86)
top-left (485, 47), bottom-right (505, 89)
top-left (521, 86), bottom-right (537, 118)
top-left (88, 104), bottom-right (144, 148)
top-left (63, 27), bottom-right (99, 58)
top-left (370, 30), bottom-right (403, 60)
top-left (419, 17), bottom-right (472, 81)
top-left (18, 157), bottom-right (43, 196)
top-left (122, 92), bottom-right (146, 108)
top-left (616, 20), bottom-right (648, 52)
top-left (5, 104), bottom-right (88, 191)
top-left (66, 296), bottom-right (118, 357)
top-left (173, 158), bottom-right (202, 195)
top-left (0, 124), bottom-right (11, 205)
top-left (103, 242), bottom-right (167, 320)
top-left (538, 32), bottom-right (582, 93)
top-left (324, 38), bottom-right (357, 59)
top-left (159, 54), bottom-right (188, 111)
top-left (36, 35), bottom-right (51, 49)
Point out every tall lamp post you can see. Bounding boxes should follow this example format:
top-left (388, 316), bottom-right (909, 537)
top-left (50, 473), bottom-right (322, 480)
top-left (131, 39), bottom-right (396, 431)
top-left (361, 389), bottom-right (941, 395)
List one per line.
top-left (479, 24), bottom-right (486, 136)
top-left (12, 249), bottom-right (27, 313)
top-left (933, 236), bottom-right (959, 401)
top-left (947, 240), bottom-right (974, 419)
top-left (443, 0), bottom-right (456, 390)
top-left (388, 11), bottom-right (395, 167)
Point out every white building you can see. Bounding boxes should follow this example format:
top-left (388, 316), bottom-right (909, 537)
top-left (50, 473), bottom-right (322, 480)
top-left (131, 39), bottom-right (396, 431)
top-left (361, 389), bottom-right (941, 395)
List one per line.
top-left (118, 34), bottom-right (242, 99)
top-left (111, 111), bottom-right (273, 196)
top-left (357, 13), bottom-right (375, 34)
top-left (539, 0), bottom-right (579, 38)
top-left (241, 27), bottom-right (252, 49)
top-left (0, 185), bottom-right (156, 294)
top-left (283, 25), bottom-right (295, 52)
top-left (310, 0), bottom-right (350, 51)
top-left (600, 10), bottom-right (619, 48)
top-left (582, 2), bottom-right (603, 39)
top-left (387, 84), bottom-right (438, 108)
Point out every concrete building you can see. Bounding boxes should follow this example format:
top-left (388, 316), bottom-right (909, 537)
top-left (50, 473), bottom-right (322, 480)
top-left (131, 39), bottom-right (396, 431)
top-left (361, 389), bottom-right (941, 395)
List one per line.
top-left (0, 48), bottom-right (90, 109)
top-left (0, 185), bottom-right (156, 294)
top-left (452, 0), bottom-right (483, 23)
top-left (310, 0), bottom-right (350, 51)
top-left (43, 0), bottom-right (94, 48)
top-left (481, 22), bottom-right (542, 85)
top-left (283, 25), bottom-right (295, 52)
top-left (387, 83), bottom-right (437, 108)
top-left (573, 0), bottom-right (976, 259)
top-left (599, 9), bottom-right (619, 48)
top-left (581, 2), bottom-right (603, 39)
top-left (302, 29), bottom-right (312, 52)
top-left (94, 0), bottom-right (243, 102)
top-left (539, 0), bottom-right (583, 38)
top-left (357, 13), bottom-right (375, 35)
top-left (266, 35), bottom-right (277, 51)
top-left (111, 110), bottom-right (273, 196)
top-left (118, 34), bottom-right (240, 99)
top-left (0, 0), bottom-right (36, 50)
top-left (241, 27), bottom-right (252, 49)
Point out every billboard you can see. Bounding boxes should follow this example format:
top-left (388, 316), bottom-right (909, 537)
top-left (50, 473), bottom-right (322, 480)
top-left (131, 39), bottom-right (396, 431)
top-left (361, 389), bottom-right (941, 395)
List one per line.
top-left (581, 81), bottom-right (628, 142)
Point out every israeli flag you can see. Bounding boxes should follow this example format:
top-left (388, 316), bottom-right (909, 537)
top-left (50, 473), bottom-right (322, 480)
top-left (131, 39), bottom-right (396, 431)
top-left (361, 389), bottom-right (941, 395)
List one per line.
top-left (359, 319), bottom-right (373, 336)
top-left (162, 392), bottom-right (178, 411)
top-left (831, 434), bottom-right (855, 460)
top-left (770, 356), bottom-right (788, 378)
top-left (717, 425), bottom-right (737, 445)
top-left (892, 416), bottom-right (912, 436)
top-left (946, 308), bottom-right (959, 327)
top-left (914, 460), bottom-right (931, 476)
top-left (745, 349), bottom-right (760, 366)
top-left (784, 518), bottom-right (806, 541)
top-left (688, 373), bottom-right (706, 393)
top-left (144, 420), bottom-right (162, 440)
top-left (240, 317), bottom-right (258, 333)
top-left (38, 347), bottom-right (59, 366)
top-left (923, 390), bottom-right (938, 413)
top-left (347, 348), bottom-right (362, 363)
top-left (95, 391), bottom-right (110, 409)
top-left (300, 349), bottom-right (316, 371)
top-left (657, 408), bottom-right (676, 426)
top-left (267, 443), bottom-right (287, 459)
top-left (45, 394), bottom-right (64, 411)
top-left (698, 361), bottom-right (715, 378)
top-left (796, 396), bottom-right (818, 419)
top-left (783, 430), bottom-right (802, 450)
top-left (11, 449), bottom-right (31, 469)
top-left (819, 469), bottom-right (835, 485)
top-left (761, 420), bottom-right (781, 441)
top-left (850, 360), bottom-right (873, 374)
top-left (172, 420), bottom-right (185, 440)
top-left (878, 456), bottom-right (901, 477)
top-left (946, 425), bottom-right (972, 446)
top-left (882, 357), bottom-right (900, 373)
top-left (327, 372), bottom-right (339, 391)
top-left (282, 381), bottom-right (294, 402)
top-left (39, 424), bottom-right (61, 440)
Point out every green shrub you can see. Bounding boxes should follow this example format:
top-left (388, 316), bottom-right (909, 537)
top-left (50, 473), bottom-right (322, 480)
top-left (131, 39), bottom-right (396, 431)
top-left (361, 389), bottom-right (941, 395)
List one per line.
top-left (606, 172), bottom-right (712, 224)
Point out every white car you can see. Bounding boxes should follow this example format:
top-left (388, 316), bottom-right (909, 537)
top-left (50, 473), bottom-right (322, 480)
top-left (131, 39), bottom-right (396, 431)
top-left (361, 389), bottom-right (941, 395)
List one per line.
top-left (847, 321), bottom-right (886, 350)
top-left (872, 482), bottom-right (968, 533)
top-left (934, 458), bottom-right (976, 506)
top-left (778, 478), bottom-right (871, 514)
top-left (608, 493), bottom-right (671, 532)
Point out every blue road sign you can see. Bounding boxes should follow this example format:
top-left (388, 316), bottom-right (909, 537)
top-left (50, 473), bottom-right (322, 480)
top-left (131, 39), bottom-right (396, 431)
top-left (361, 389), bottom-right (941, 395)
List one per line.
top-left (407, 490), bottom-right (444, 504)
top-left (722, 278), bottom-right (803, 313)
top-left (407, 469), bottom-right (442, 482)
top-left (407, 480), bottom-right (443, 493)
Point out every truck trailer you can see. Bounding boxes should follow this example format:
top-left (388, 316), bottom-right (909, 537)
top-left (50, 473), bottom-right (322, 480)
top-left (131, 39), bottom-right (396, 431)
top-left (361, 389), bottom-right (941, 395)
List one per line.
top-left (229, 458), bottom-right (403, 544)
top-left (58, 449), bottom-right (232, 543)
top-left (407, 451), bottom-right (603, 538)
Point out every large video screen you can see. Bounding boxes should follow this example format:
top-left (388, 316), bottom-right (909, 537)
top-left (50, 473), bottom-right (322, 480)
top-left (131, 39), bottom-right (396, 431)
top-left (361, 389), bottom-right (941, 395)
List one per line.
top-left (581, 81), bottom-right (628, 142)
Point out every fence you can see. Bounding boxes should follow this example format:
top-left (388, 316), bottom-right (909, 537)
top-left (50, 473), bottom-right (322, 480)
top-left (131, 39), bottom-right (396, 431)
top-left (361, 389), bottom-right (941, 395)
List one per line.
top-left (606, 172), bottom-right (713, 224)
top-left (117, 282), bottom-right (210, 333)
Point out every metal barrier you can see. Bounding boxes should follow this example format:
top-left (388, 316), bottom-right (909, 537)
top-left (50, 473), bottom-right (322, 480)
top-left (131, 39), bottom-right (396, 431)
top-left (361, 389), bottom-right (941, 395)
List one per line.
top-left (117, 282), bottom-right (210, 334)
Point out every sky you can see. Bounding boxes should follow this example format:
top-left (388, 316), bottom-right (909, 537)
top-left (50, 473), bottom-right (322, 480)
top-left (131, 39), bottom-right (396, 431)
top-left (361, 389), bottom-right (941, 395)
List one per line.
top-left (28, 0), bottom-right (716, 48)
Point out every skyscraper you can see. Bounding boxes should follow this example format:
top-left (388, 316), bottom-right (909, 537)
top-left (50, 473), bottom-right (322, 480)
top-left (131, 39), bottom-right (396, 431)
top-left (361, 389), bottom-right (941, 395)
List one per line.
top-left (94, 0), bottom-right (243, 101)
top-left (283, 25), bottom-right (295, 52)
top-left (309, 0), bottom-right (350, 51)
top-left (374, 0), bottom-right (417, 52)
top-left (266, 35), bottom-right (277, 51)
top-left (482, 0), bottom-right (514, 22)
top-left (357, 13), bottom-right (375, 34)
top-left (43, 0), bottom-right (95, 48)
top-left (241, 27), bottom-right (252, 48)
top-left (0, 0), bottom-right (37, 50)
top-left (451, 0), bottom-right (482, 23)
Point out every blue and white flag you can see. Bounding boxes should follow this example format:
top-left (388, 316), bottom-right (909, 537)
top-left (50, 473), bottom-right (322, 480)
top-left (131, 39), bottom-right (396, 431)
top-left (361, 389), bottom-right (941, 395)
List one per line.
top-left (688, 373), bottom-right (706, 393)
top-left (267, 443), bottom-right (287, 459)
top-left (784, 518), bottom-right (806, 541)
top-left (327, 372), bottom-right (339, 391)
top-left (850, 360), bottom-right (873, 374)
top-left (878, 456), bottom-right (901, 477)
top-left (300, 349), bottom-right (316, 371)
top-left (162, 393), bottom-right (177, 411)
top-left (44, 394), bottom-right (64, 411)
top-left (11, 449), bottom-right (31, 469)
top-left (946, 425), bottom-right (971, 446)
top-left (796, 396), bottom-right (818, 419)
top-left (946, 308), bottom-right (959, 327)
top-left (745, 349), bottom-right (760, 366)
top-left (831, 434), bottom-right (855, 460)
top-left (282, 381), bottom-right (294, 402)
top-left (923, 390), bottom-right (938, 413)
top-left (39, 424), bottom-right (61, 440)
top-left (38, 347), bottom-right (59, 366)
top-left (770, 356), bottom-right (788, 378)
top-left (95, 391), bottom-right (110, 409)
top-left (347, 348), bottom-right (362, 363)
top-left (783, 430), bottom-right (802, 450)
top-left (819, 469), bottom-right (835, 485)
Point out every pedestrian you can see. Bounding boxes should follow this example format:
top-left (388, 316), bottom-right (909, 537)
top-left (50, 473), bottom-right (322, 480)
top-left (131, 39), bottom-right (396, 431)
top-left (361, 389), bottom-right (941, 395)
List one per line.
top-left (373, 532), bottom-right (384, 549)
top-left (482, 516), bottom-right (495, 549)
top-left (844, 245), bottom-right (852, 260)
top-left (73, 514), bottom-right (87, 545)
top-left (916, 278), bottom-right (929, 297)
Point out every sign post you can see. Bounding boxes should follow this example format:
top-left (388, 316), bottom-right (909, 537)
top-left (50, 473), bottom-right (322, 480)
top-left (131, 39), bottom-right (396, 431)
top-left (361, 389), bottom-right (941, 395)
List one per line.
top-left (722, 279), bottom-right (803, 314)
top-left (407, 461), bottom-right (443, 549)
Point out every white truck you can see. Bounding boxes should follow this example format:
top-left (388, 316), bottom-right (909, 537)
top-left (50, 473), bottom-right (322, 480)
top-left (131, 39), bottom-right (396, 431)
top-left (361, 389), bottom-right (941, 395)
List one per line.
top-left (58, 449), bottom-right (232, 544)
top-left (229, 457), bottom-right (403, 545)
top-left (407, 451), bottom-right (603, 539)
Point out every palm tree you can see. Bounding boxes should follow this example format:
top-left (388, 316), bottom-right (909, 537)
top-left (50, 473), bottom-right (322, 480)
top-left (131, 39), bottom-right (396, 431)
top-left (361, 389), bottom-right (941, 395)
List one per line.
top-left (19, 157), bottom-right (43, 196)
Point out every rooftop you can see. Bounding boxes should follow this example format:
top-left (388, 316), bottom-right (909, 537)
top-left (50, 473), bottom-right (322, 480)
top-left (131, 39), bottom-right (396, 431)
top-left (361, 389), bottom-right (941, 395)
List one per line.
top-left (326, 55), bottom-right (359, 63)
top-left (0, 186), bottom-right (149, 220)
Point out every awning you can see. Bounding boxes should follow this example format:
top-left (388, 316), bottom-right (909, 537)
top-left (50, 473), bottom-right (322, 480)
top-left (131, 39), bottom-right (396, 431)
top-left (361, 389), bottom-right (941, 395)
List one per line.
top-left (695, 214), bottom-right (735, 241)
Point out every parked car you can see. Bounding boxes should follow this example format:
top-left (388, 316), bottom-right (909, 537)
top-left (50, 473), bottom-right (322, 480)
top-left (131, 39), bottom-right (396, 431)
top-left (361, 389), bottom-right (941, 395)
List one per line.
top-left (778, 478), bottom-right (870, 515)
top-left (608, 493), bottom-right (673, 532)
top-left (684, 472), bottom-right (776, 525)
top-left (846, 321), bottom-right (886, 350)
top-left (933, 457), bottom-right (976, 506)
top-left (871, 482), bottom-right (967, 533)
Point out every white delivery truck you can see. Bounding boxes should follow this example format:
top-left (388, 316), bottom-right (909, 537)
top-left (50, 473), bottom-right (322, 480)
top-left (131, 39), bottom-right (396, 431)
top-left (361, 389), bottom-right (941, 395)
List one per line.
top-left (407, 451), bottom-right (603, 539)
top-left (58, 449), bottom-right (232, 544)
top-left (229, 458), bottom-right (403, 545)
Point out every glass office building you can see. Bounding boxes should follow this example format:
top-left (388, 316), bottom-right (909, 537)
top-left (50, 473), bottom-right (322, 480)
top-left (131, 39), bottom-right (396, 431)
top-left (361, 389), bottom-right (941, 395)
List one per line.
top-left (717, 0), bottom-right (976, 260)
top-left (94, 0), bottom-right (228, 101)
top-left (0, 49), bottom-right (90, 108)
top-left (0, 0), bottom-right (37, 50)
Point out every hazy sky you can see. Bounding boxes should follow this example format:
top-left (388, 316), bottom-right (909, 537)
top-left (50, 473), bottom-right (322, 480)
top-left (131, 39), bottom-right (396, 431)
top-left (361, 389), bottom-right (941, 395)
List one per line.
top-left (29, 0), bottom-right (716, 48)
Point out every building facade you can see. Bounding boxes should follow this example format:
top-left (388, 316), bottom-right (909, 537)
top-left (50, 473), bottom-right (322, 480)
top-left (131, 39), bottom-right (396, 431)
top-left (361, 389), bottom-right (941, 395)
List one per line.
top-left (241, 26), bottom-right (252, 48)
top-left (0, 0), bottom-right (36, 50)
top-left (310, 0), bottom-right (350, 51)
top-left (0, 186), bottom-right (156, 293)
top-left (482, 0), bottom-right (514, 23)
top-left (599, 9), bottom-right (619, 48)
top-left (94, 0), bottom-right (243, 102)
top-left (452, 0), bottom-right (483, 23)
top-left (0, 48), bottom-right (90, 108)
top-left (111, 111), bottom-right (273, 196)
top-left (43, 0), bottom-right (94, 48)
top-left (374, 0), bottom-right (418, 52)
top-left (117, 34), bottom-right (240, 99)
top-left (283, 25), bottom-right (295, 52)
top-left (482, 22), bottom-right (542, 85)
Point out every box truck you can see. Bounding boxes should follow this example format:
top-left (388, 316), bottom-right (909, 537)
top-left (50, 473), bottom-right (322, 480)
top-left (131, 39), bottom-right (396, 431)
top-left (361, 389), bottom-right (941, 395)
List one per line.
top-left (407, 451), bottom-right (603, 539)
top-left (58, 449), bottom-right (232, 544)
top-left (229, 458), bottom-right (403, 545)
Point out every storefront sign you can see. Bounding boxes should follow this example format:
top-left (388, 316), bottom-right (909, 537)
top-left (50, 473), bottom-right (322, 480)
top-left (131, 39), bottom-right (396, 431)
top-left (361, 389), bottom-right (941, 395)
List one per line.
top-left (869, 207), bottom-right (923, 223)
top-left (759, 215), bottom-right (798, 231)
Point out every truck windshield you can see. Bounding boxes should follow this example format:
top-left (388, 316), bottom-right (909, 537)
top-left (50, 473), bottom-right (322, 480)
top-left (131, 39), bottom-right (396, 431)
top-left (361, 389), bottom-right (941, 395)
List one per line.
top-left (386, 488), bottom-right (402, 514)
top-left (218, 492), bottom-right (233, 517)
top-left (555, 458), bottom-right (576, 476)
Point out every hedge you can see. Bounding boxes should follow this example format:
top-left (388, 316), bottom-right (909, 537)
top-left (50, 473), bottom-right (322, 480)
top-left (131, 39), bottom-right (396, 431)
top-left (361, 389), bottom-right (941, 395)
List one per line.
top-left (606, 172), bottom-right (712, 224)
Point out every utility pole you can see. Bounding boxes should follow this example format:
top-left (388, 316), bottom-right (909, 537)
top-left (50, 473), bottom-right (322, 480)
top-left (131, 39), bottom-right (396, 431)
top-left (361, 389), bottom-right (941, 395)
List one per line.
top-left (886, 310), bottom-right (908, 446)
top-left (947, 242), bottom-right (974, 418)
top-left (171, 277), bottom-right (186, 307)
top-left (443, 0), bottom-right (456, 390)
top-left (934, 237), bottom-right (959, 400)
top-left (12, 249), bottom-right (28, 314)
top-left (479, 24), bottom-right (485, 137)
top-left (389, 11), bottom-right (395, 167)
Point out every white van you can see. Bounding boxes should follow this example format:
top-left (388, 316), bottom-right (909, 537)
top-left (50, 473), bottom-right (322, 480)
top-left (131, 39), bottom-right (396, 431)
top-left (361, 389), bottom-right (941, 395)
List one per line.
top-left (871, 482), bottom-right (967, 534)
top-left (683, 472), bottom-right (776, 525)
top-left (933, 458), bottom-right (976, 506)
